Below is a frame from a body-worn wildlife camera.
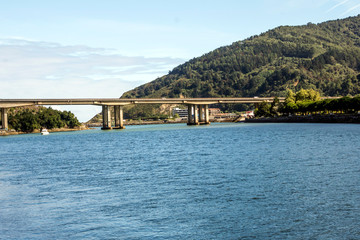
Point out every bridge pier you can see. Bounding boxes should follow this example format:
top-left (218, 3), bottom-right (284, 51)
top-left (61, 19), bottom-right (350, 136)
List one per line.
top-left (187, 104), bottom-right (210, 125)
top-left (187, 104), bottom-right (198, 125)
top-left (204, 104), bottom-right (210, 124)
top-left (101, 105), bottom-right (125, 130)
top-left (199, 105), bottom-right (204, 122)
top-left (187, 105), bottom-right (192, 123)
top-left (1, 108), bottom-right (8, 131)
top-left (101, 105), bottom-right (112, 130)
top-left (114, 105), bottom-right (125, 129)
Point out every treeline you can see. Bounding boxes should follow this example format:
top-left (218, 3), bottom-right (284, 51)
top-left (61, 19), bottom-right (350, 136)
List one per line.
top-left (87, 104), bottom-right (171, 124)
top-left (122, 15), bottom-right (360, 105)
top-left (255, 89), bottom-right (360, 117)
top-left (123, 104), bottom-right (169, 120)
top-left (6, 107), bottom-right (81, 132)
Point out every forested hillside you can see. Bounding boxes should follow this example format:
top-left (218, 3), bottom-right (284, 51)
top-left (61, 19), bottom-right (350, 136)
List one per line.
top-left (122, 15), bottom-right (360, 100)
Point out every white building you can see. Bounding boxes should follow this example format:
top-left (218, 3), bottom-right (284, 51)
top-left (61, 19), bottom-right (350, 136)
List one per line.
top-left (173, 108), bottom-right (188, 118)
top-left (244, 110), bottom-right (255, 118)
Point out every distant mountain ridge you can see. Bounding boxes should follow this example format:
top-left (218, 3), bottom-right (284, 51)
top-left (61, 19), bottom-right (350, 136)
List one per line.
top-left (122, 15), bottom-right (360, 100)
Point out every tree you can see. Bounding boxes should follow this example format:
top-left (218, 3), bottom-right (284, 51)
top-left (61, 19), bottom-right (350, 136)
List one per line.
top-left (297, 101), bottom-right (312, 115)
top-left (8, 107), bottom-right (81, 132)
top-left (9, 110), bottom-right (40, 132)
top-left (61, 111), bottom-right (80, 128)
top-left (281, 102), bottom-right (298, 115)
top-left (351, 96), bottom-right (360, 111)
top-left (255, 101), bottom-right (271, 117)
top-left (270, 97), bottom-right (280, 116)
top-left (285, 89), bottom-right (296, 104)
top-left (307, 89), bottom-right (321, 102)
top-left (295, 88), bottom-right (311, 102)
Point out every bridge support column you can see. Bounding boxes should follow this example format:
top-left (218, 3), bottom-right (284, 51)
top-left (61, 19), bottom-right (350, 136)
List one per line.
top-left (1, 108), bottom-right (8, 131)
top-left (194, 105), bottom-right (199, 124)
top-left (187, 104), bottom-right (198, 125)
top-left (199, 105), bottom-right (204, 122)
top-left (199, 104), bottom-right (210, 125)
top-left (101, 105), bottom-right (112, 130)
top-left (187, 104), bottom-right (210, 125)
top-left (187, 105), bottom-right (192, 124)
top-left (114, 105), bottom-right (125, 129)
top-left (204, 105), bottom-right (210, 124)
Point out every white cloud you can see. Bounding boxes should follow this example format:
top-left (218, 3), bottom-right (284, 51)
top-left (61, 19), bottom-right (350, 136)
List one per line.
top-left (0, 38), bottom-right (185, 121)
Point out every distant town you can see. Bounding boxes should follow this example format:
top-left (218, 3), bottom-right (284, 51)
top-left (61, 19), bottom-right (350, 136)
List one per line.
top-left (172, 107), bottom-right (254, 121)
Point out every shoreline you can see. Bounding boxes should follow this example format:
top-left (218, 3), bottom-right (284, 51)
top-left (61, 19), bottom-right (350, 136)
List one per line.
top-left (3, 120), bottom-right (231, 136)
top-left (245, 114), bottom-right (360, 124)
top-left (3, 114), bottom-right (359, 136)
top-left (86, 118), bottom-right (236, 128)
top-left (0, 125), bottom-right (90, 136)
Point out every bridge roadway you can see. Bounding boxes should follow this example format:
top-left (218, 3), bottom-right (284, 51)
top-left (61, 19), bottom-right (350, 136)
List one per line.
top-left (0, 96), bottom-right (334, 130)
top-left (0, 97), bottom-right (285, 107)
top-left (0, 97), bottom-right (286, 130)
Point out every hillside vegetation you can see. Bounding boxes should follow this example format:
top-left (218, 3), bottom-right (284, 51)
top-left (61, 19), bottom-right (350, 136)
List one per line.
top-left (3, 106), bottom-right (81, 132)
top-left (255, 89), bottom-right (360, 117)
top-left (122, 15), bottom-right (360, 101)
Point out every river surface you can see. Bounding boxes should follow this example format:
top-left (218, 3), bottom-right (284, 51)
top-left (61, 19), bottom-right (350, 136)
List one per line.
top-left (0, 123), bottom-right (359, 239)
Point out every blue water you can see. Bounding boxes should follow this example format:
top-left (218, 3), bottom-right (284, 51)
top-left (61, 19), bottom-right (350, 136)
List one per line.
top-left (0, 123), bottom-right (359, 239)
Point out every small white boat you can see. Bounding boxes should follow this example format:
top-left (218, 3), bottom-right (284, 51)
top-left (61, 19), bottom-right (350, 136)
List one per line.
top-left (41, 129), bottom-right (49, 135)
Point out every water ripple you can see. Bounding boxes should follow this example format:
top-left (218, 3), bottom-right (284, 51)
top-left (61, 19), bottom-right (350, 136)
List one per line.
top-left (0, 123), bottom-right (359, 239)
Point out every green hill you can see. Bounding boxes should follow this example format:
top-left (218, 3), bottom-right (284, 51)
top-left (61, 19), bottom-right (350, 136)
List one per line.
top-left (122, 15), bottom-right (360, 100)
top-left (4, 106), bottom-right (81, 133)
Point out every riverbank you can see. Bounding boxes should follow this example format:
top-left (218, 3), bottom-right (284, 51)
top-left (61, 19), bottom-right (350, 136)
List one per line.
top-left (0, 125), bottom-right (90, 136)
top-left (86, 118), bottom-right (236, 128)
top-left (1, 118), bottom-right (239, 136)
top-left (245, 114), bottom-right (360, 123)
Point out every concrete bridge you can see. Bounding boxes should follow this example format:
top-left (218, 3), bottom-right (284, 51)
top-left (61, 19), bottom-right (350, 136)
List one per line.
top-left (0, 97), bottom-right (285, 131)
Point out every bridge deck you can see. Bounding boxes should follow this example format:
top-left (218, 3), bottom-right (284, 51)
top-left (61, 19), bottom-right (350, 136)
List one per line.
top-left (0, 97), bottom-right (284, 107)
top-left (0, 97), bottom-right (340, 108)
top-left (0, 96), bottom-right (341, 131)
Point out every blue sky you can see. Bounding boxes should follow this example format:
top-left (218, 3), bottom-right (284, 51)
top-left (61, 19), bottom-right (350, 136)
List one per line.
top-left (1, 0), bottom-right (360, 121)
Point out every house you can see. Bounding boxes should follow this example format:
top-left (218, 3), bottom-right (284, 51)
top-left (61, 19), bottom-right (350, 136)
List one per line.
top-left (244, 110), bottom-right (255, 118)
top-left (173, 108), bottom-right (188, 118)
top-left (209, 108), bottom-right (221, 116)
